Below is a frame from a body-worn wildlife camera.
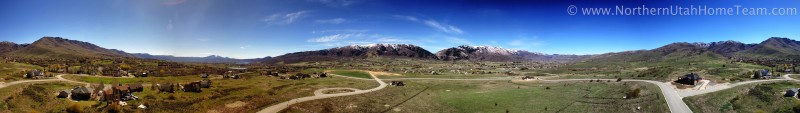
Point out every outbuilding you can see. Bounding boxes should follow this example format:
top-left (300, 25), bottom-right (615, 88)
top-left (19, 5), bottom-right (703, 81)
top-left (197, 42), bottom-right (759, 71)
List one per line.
top-left (786, 88), bottom-right (800, 97)
top-left (675, 73), bottom-right (701, 85)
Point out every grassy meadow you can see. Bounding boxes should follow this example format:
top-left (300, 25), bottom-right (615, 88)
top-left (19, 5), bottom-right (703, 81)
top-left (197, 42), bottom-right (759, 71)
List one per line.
top-left (684, 81), bottom-right (800, 113)
top-left (284, 79), bottom-right (668, 113)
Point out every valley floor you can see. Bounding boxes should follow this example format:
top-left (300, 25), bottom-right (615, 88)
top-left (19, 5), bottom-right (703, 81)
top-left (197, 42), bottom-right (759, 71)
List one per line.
top-left (2, 70), bottom-right (799, 113)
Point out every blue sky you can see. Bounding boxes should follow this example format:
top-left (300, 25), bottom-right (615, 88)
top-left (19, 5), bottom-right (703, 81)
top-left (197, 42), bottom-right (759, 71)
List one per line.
top-left (1, 0), bottom-right (799, 59)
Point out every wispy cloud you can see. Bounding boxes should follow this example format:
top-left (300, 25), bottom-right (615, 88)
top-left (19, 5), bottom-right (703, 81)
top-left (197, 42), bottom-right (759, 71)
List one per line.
top-left (314, 18), bottom-right (347, 24)
top-left (311, 29), bottom-right (368, 34)
top-left (308, 33), bottom-right (364, 42)
top-left (239, 45), bottom-right (251, 49)
top-left (308, 0), bottom-right (357, 7)
top-left (263, 11), bottom-right (310, 25)
top-left (506, 37), bottom-right (544, 50)
top-left (162, 0), bottom-right (188, 5)
top-left (308, 32), bottom-right (412, 46)
top-left (394, 15), bottom-right (464, 34)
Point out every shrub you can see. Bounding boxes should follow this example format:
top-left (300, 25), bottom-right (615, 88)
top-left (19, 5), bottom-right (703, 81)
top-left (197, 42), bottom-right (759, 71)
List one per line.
top-left (792, 100), bottom-right (800, 113)
top-left (626, 88), bottom-right (641, 99)
top-left (617, 78), bottom-right (622, 82)
top-left (66, 103), bottom-right (83, 113)
top-left (747, 85), bottom-right (775, 104)
top-left (107, 103), bottom-right (122, 113)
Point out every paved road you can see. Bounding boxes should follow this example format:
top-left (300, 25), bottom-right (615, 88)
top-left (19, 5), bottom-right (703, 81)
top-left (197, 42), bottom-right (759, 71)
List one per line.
top-left (257, 72), bottom-right (388, 113)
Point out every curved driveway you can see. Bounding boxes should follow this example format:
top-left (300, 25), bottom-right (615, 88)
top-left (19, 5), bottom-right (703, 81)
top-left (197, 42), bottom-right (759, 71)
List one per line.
top-left (257, 72), bottom-right (388, 113)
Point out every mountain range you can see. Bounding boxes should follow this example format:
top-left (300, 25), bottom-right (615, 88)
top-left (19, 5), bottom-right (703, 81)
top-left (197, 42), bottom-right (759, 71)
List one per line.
top-left (1, 37), bottom-right (134, 58)
top-left (2, 37), bottom-right (800, 64)
top-left (435, 45), bottom-right (586, 62)
top-left (577, 37), bottom-right (800, 67)
top-left (0, 37), bottom-right (251, 63)
top-left (132, 53), bottom-right (260, 64)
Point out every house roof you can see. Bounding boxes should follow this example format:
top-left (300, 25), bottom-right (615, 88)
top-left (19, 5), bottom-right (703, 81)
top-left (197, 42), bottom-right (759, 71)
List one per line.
top-left (72, 86), bottom-right (91, 94)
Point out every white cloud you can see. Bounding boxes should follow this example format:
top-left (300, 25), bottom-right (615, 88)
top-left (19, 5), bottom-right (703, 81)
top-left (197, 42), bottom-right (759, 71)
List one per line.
top-left (394, 15), bottom-right (464, 34)
top-left (308, 0), bottom-right (357, 7)
top-left (263, 11), bottom-right (310, 25)
top-left (508, 39), bottom-right (524, 46)
top-left (311, 29), bottom-right (368, 34)
top-left (307, 33), bottom-right (363, 42)
top-left (308, 32), bottom-right (415, 46)
top-left (393, 15), bottom-right (419, 21)
top-left (376, 37), bottom-right (411, 43)
top-left (314, 18), bottom-right (347, 24)
top-left (239, 45), bottom-right (251, 49)
top-left (506, 37), bottom-right (544, 50)
top-left (423, 20), bottom-right (464, 34)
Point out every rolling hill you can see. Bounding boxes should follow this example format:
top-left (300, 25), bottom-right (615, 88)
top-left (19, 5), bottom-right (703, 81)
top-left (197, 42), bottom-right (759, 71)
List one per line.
top-left (5, 37), bottom-right (135, 58)
top-left (579, 42), bottom-right (725, 67)
top-left (133, 53), bottom-right (258, 64)
top-left (0, 41), bottom-right (25, 54)
top-left (735, 37), bottom-right (800, 59)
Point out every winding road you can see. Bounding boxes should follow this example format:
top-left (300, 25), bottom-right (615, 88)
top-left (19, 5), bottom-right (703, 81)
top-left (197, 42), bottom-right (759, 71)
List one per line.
top-left (256, 72), bottom-right (388, 113)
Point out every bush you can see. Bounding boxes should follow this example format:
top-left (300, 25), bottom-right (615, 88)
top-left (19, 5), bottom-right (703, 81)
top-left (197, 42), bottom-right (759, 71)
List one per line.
top-left (66, 103), bottom-right (83, 113)
top-left (792, 100), bottom-right (800, 113)
top-left (748, 85), bottom-right (775, 103)
top-left (617, 78), bottom-right (622, 82)
top-left (626, 88), bottom-right (641, 99)
top-left (107, 103), bottom-right (122, 113)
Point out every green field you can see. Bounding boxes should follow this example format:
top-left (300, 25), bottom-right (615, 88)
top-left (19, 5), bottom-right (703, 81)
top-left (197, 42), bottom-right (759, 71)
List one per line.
top-left (2, 72), bottom-right (379, 113)
top-left (0, 62), bottom-right (43, 82)
top-left (0, 82), bottom-right (90, 112)
top-left (685, 81), bottom-right (800, 113)
top-left (284, 80), bottom-right (668, 113)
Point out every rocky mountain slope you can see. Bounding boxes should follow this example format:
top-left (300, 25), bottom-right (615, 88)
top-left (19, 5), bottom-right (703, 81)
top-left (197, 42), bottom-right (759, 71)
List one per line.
top-left (266, 44), bottom-right (437, 63)
top-left (435, 45), bottom-right (586, 62)
top-left (735, 37), bottom-right (800, 59)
